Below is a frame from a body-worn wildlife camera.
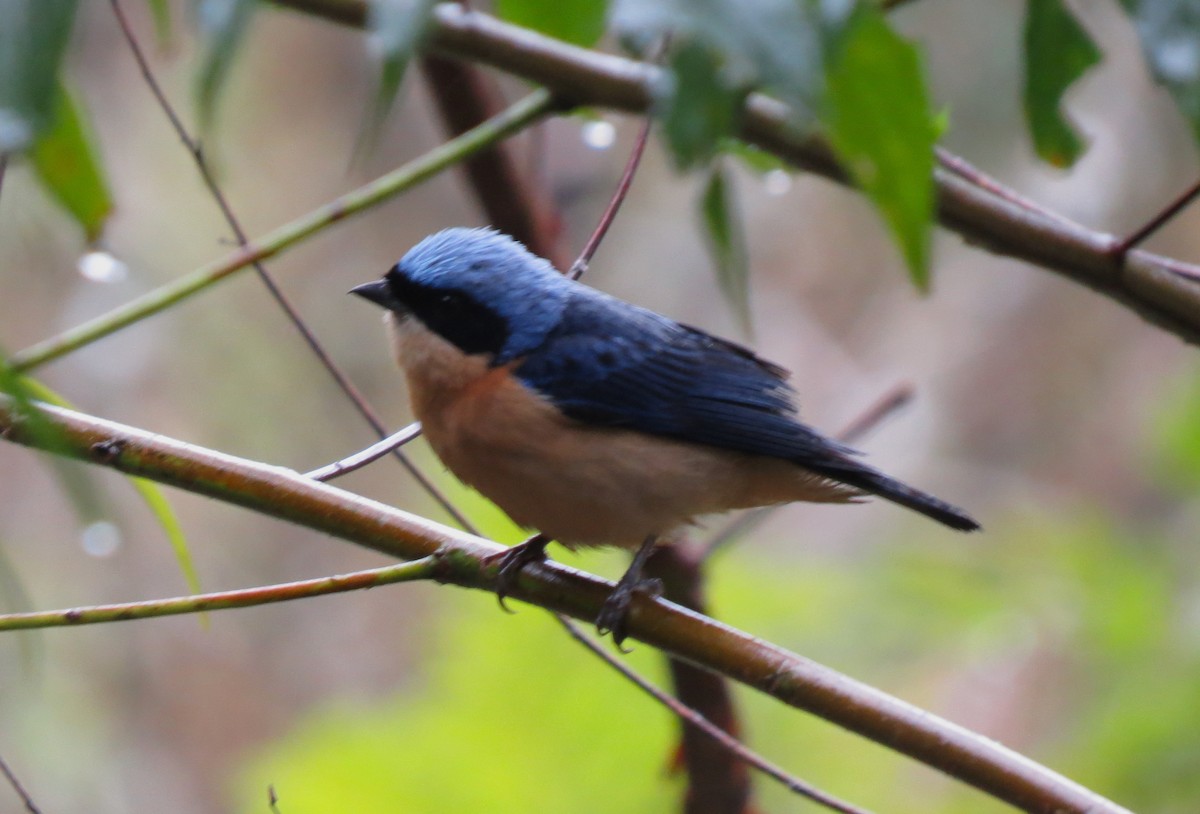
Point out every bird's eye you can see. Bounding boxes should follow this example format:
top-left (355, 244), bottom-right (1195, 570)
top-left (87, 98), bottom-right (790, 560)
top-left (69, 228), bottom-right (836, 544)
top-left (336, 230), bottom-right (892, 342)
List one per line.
top-left (438, 292), bottom-right (465, 309)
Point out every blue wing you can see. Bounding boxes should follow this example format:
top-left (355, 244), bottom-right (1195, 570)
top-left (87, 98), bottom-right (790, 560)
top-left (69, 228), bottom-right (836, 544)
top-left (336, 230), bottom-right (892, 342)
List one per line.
top-left (513, 288), bottom-right (856, 468)
top-left (513, 287), bottom-right (979, 532)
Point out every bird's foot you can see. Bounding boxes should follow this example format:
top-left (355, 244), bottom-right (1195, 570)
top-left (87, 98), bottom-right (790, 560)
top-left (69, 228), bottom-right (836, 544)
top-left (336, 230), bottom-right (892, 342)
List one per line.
top-left (487, 533), bottom-right (551, 612)
top-left (596, 574), bottom-right (663, 649)
top-left (596, 535), bottom-right (662, 648)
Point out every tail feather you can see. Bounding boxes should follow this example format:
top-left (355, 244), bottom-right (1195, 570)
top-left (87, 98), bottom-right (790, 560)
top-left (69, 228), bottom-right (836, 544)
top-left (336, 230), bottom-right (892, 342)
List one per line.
top-left (808, 461), bottom-right (980, 532)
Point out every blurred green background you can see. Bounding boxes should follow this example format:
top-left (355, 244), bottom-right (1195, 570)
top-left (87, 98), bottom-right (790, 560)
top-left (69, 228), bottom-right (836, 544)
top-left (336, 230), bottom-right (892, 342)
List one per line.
top-left (2, 1), bottom-right (1199, 813)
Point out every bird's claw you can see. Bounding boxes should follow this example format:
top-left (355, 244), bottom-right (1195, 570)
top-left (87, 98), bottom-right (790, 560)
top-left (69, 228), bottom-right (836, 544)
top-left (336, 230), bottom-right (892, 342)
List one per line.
top-left (487, 534), bottom-right (550, 613)
top-left (596, 576), bottom-right (663, 648)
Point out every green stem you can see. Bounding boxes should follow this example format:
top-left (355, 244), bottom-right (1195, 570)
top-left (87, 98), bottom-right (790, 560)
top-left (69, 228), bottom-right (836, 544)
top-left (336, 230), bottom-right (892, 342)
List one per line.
top-left (10, 88), bottom-right (557, 372)
top-left (0, 556), bottom-right (437, 630)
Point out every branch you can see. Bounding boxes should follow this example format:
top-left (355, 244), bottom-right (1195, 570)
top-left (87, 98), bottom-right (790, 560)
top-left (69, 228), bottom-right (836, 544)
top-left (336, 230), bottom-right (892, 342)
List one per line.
top-left (270, 0), bottom-right (1200, 345)
top-left (10, 89), bottom-right (556, 372)
top-left (0, 397), bottom-right (1130, 814)
top-left (0, 557), bottom-right (438, 630)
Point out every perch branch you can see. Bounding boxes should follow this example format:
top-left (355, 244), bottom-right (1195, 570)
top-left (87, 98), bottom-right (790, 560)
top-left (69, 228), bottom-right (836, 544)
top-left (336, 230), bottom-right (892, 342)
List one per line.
top-left (0, 397), bottom-right (1131, 814)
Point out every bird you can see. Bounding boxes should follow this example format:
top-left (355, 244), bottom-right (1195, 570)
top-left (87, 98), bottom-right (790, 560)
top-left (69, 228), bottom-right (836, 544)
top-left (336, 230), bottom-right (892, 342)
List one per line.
top-left (351, 227), bottom-right (979, 643)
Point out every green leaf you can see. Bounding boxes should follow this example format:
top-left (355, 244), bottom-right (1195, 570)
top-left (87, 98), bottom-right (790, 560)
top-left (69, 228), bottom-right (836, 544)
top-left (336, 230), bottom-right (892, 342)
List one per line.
top-left (363, 0), bottom-right (437, 137)
top-left (30, 83), bottom-right (113, 242)
top-left (720, 138), bottom-right (787, 175)
top-left (1119, 0), bottom-right (1200, 141)
top-left (1023, 0), bottom-right (1102, 167)
top-left (17, 377), bottom-right (202, 596)
top-left (700, 163), bottom-right (751, 330)
top-left (195, 0), bottom-right (256, 130)
top-left (496, 0), bottom-right (608, 46)
top-left (129, 477), bottom-right (203, 595)
top-left (824, 9), bottom-right (936, 290)
top-left (610, 0), bottom-right (823, 123)
top-left (0, 0), bottom-right (78, 152)
top-left (147, 0), bottom-right (172, 49)
top-left (661, 40), bottom-right (745, 169)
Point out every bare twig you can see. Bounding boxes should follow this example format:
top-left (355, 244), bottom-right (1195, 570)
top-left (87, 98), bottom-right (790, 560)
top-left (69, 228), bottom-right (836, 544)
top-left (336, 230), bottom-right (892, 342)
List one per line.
top-left (109, 0), bottom-right (473, 530)
top-left (1112, 177), bottom-right (1200, 257)
top-left (0, 753), bottom-right (41, 814)
top-left (0, 556), bottom-right (437, 630)
top-left (557, 615), bottom-right (874, 814)
top-left (0, 396), bottom-right (1133, 814)
top-left (569, 117), bottom-right (653, 280)
top-left (305, 421), bottom-right (423, 481)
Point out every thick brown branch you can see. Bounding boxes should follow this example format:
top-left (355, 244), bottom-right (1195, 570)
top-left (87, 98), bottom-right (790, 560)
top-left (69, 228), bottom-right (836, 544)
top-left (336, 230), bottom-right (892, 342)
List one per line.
top-left (0, 398), bottom-right (1130, 814)
top-left (269, 0), bottom-right (1200, 344)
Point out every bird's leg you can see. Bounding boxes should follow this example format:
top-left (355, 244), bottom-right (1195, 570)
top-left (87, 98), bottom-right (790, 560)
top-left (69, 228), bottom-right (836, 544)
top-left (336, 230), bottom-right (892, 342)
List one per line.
top-left (488, 532), bottom-right (551, 611)
top-left (597, 535), bottom-right (664, 647)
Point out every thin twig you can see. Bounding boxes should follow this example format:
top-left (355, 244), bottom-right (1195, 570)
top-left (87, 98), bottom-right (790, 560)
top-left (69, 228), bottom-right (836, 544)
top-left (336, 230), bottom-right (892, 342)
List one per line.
top-left (557, 616), bottom-right (874, 814)
top-left (934, 148), bottom-right (1082, 228)
top-left (569, 116), bottom-right (653, 280)
top-left (10, 91), bottom-right (556, 370)
top-left (109, 0), bottom-right (474, 530)
top-left (306, 421), bottom-right (423, 481)
top-left (0, 753), bottom-right (41, 814)
top-left (0, 556), bottom-right (438, 631)
top-left (835, 382), bottom-right (914, 445)
top-left (1112, 177), bottom-right (1200, 257)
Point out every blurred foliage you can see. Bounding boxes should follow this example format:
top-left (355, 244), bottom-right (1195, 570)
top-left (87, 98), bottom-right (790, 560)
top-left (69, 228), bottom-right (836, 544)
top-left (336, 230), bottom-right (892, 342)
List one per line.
top-left (194, 0), bottom-right (257, 130)
top-left (496, 0), bottom-right (607, 46)
top-left (1022, 0), bottom-right (1101, 168)
top-left (822, 6), bottom-right (936, 290)
top-left (29, 84), bottom-right (113, 243)
top-left (700, 164), bottom-right (751, 332)
top-left (1119, 0), bottom-right (1200, 142)
top-left (0, 0), bottom-right (78, 152)
top-left (363, 0), bottom-right (438, 144)
top-left (240, 497), bottom-right (1200, 812)
top-left (238, 588), bottom-right (678, 814)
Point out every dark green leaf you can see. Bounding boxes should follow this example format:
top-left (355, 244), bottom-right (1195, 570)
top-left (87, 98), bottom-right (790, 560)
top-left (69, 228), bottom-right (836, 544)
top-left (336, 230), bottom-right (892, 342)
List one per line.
top-left (30, 84), bottom-right (113, 242)
top-left (662, 40), bottom-right (745, 169)
top-left (361, 0), bottom-right (438, 148)
top-left (1119, 0), bottom-right (1200, 141)
top-left (824, 9), bottom-right (936, 290)
top-left (700, 164), bottom-right (751, 330)
top-left (0, 0), bottom-right (78, 152)
top-left (610, 0), bottom-right (823, 123)
top-left (1023, 0), bottom-right (1102, 167)
top-left (194, 0), bottom-right (256, 130)
top-left (496, 0), bottom-right (608, 46)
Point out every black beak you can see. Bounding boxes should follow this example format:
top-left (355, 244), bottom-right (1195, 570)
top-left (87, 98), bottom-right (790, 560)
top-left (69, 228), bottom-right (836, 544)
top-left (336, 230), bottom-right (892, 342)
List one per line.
top-left (349, 279), bottom-right (399, 310)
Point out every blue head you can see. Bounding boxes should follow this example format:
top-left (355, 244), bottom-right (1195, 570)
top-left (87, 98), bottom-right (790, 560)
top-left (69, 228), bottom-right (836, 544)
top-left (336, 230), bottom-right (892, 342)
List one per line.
top-left (351, 227), bottom-right (571, 365)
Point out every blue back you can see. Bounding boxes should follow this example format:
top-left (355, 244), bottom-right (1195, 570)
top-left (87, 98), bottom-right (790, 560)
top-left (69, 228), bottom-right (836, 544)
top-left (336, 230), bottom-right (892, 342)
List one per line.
top-left (515, 285), bottom-right (859, 471)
